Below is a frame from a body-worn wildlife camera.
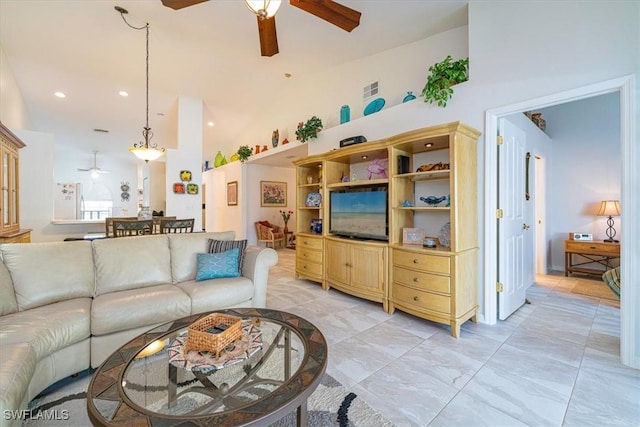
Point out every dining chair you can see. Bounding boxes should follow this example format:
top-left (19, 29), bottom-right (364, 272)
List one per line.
top-left (152, 216), bottom-right (177, 233)
top-left (159, 218), bottom-right (195, 234)
top-left (105, 216), bottom-right (138, 237)
top-left (112, 219), bottom-right (153, 237)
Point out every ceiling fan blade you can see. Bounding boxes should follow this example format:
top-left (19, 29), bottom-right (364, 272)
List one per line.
top-left (97, 169), bottom-right (111, 174)
top-left (257, 16), bottom-right (279, 57)
top-left (161, 0), bottom-right (209, 10)
top-left (289, 0), bottom-right (361, 32)
top-left (77, 168), bottom-right (90, 172)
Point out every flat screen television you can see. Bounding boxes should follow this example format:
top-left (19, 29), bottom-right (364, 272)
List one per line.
top-left (329, 185), bottom-right (388, 241)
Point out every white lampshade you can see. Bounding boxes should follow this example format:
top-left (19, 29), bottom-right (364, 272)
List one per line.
top-left (129, 146), bottom-right (165, 162)
top-left (597, 200), bottom-right (621, 217)
top-left (245, 0), bottom-right (281, 18)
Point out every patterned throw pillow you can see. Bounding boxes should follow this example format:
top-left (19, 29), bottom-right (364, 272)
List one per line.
top-left (207, 239), bottom-right (247, 274)
top-left (195, 248), bottom-right (240, 281)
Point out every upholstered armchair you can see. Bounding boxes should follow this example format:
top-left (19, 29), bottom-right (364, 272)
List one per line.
top-left (255, 221), bottom-right (285, 248)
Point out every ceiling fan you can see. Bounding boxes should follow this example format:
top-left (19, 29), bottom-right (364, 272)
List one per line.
top-left (160, 0), bottom-right (361, 57)
top-left (78, 151), bottom-right (111, 177)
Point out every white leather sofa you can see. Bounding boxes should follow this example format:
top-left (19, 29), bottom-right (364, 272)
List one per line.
top-left (0, 231), bottom-right (277, 427)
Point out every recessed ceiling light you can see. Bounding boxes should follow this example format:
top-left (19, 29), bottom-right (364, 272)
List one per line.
top-left (119, 90), bottom-right (129, 97)
top-left (425, 143), bottom-right (433, 148)
top-left (54, 91), bottom-right (66, 98)
top-left (207, 121), bottom-right (215, 127)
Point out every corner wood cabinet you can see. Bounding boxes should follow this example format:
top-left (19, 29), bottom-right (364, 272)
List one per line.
top-left (0, 123), bottom-right (30, 244)
top-left (388, 122), bottom-right (480, 338)
top-left (293, 122), bottom-right (480, 337)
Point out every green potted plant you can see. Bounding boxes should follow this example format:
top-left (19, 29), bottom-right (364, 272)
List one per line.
top-left (295, 116), bottom-right (323, 143)
top-left (421, 55), bottom-right (469, 107)
top-left (236, 145), bottom-right (252, 162)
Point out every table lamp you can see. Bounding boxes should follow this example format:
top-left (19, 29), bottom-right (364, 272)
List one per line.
top-left (597, 200), bottom-right (621, 243)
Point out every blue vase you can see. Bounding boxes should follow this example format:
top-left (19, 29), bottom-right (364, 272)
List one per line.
top-left (340, 105), bottom-right (350, 124)
top-left (403, 91), bottom-right (416, 103)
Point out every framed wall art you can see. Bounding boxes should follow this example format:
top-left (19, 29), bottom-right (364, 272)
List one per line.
top-left (260, 181), bottom-right (286, 207)
top-left (227, 181), bottom-right (238, 206)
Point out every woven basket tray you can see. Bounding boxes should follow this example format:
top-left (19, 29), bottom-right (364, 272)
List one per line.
top-left (183, 313), bottom-right (243, 357)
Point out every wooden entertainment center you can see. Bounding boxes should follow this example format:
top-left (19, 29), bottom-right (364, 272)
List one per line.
top-left (294, 122), bottom-right (480, 337)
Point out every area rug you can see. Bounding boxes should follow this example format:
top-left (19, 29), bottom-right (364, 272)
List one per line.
top-left (23, 371), bottom-right (394, 427)
top-left (571, 279), bottom-right (618, 301)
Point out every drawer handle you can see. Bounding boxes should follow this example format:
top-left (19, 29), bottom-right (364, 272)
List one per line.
top-left (413, 296), bottom-right (419, 302)
top-left (590, 246), bottom-right (597, 249)
top-left (413, 277), bottom-right (419, 283)
top-left (413, 259), bottom-right (419, 264)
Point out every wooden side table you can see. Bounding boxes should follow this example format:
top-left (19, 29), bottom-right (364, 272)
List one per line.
top-left (564, 240), bottom-right (620, 277)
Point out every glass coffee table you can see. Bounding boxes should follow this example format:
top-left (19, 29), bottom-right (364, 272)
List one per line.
top-left (87, 308), bottom-right (327, 426)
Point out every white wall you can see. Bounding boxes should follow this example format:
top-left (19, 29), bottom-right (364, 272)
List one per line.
top-left (0, 45), bottom-right (29, 129)
top-left (165, 97), bottom-right (204, 230)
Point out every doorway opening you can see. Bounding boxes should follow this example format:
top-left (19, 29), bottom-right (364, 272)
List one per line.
top-left (483, 75), bottom-right (636, 368)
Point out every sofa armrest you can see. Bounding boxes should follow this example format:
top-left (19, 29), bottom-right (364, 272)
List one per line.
top-left (242, 246), bottom-right (278, 307)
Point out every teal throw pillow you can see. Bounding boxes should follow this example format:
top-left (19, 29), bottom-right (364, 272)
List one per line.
top-left (195, 248), bottom-right (240, 281)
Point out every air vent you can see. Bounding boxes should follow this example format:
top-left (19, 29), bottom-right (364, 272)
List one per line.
top-left (93, 128), bottom-right (109, 133)
top-left (363, 81), bottom-right (379, 99)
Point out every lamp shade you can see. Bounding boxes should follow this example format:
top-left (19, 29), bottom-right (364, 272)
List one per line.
top-left (597, 200), bottom-right (621, 217)
top-left (129, 146), bottom-right (165, 162)
top-left (245, 0), bottom-right (281, 18)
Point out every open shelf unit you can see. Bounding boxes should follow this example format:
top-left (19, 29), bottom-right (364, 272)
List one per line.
top-left (293, 122), bottom-right (480, 337)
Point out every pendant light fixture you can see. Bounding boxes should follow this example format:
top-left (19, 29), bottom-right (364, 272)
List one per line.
top-left (116, 6), bottom-right (165, 162)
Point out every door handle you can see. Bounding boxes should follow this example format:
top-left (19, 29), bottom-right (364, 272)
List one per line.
top-left (522, 223), bottom-right (530, 230)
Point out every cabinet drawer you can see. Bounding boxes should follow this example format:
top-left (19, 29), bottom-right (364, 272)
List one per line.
top-left (393, 285), bottom-right (451, 315)
top-left (393, 266), bottom-right (450, 294)
top-left (393, 251), bottom-right (450, 274)
top-left (297, 236), bottom-right (323, 250)
top-left (296, 259), bottom-right (323, 277)
top-left (565, 240), bottom-right (619, 255)
top-left (296, 247), bottom-right (322, 263)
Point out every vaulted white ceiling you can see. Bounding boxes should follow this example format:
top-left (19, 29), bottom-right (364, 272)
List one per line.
top-left (0, 0), bottom-right (469, 162)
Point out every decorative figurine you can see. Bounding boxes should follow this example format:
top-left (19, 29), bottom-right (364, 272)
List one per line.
top-left (420, 195), bottom-right (447, 206)
top-left (401, 199), bottom-right (414, 207)
top-left (272, 129), bottom-right (279, 147)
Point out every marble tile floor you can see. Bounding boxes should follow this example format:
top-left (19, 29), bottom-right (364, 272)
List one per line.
top-left (266, 249), bottom-right (639, 426)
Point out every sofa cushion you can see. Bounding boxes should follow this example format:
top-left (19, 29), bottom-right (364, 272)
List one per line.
top-left (0, 298), bottom-right (91, 361)
top-left (0, 241), bottom-right (95, 311)
top-left (167, 231), bottom-right (236, 283)
top-left (195, 249), bottom-right (240, 281)
top-left (91, 284), bottom-right (191, 336)
top-left (0, 260), bottom-right (18, 315)
top-left (176, 277), bottom-right (254, 315)
top-left (93, 234), bottom-right (172, 296)
top-left (0, 343), bottom-right (36, 420)
top-left (207, 239), bottom-right (247, 273)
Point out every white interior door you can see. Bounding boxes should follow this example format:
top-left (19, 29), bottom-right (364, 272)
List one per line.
top-left (498, 118), bottom-right (529, 320)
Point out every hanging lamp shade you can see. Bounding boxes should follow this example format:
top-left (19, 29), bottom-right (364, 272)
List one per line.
top-left (245, 0), bottom-right (282, 18)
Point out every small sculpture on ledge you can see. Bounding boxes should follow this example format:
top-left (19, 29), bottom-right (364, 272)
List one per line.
top-left (420, 195), bottom-right (447, 206)
top-left (402, 199), bottom-right (414, 207)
